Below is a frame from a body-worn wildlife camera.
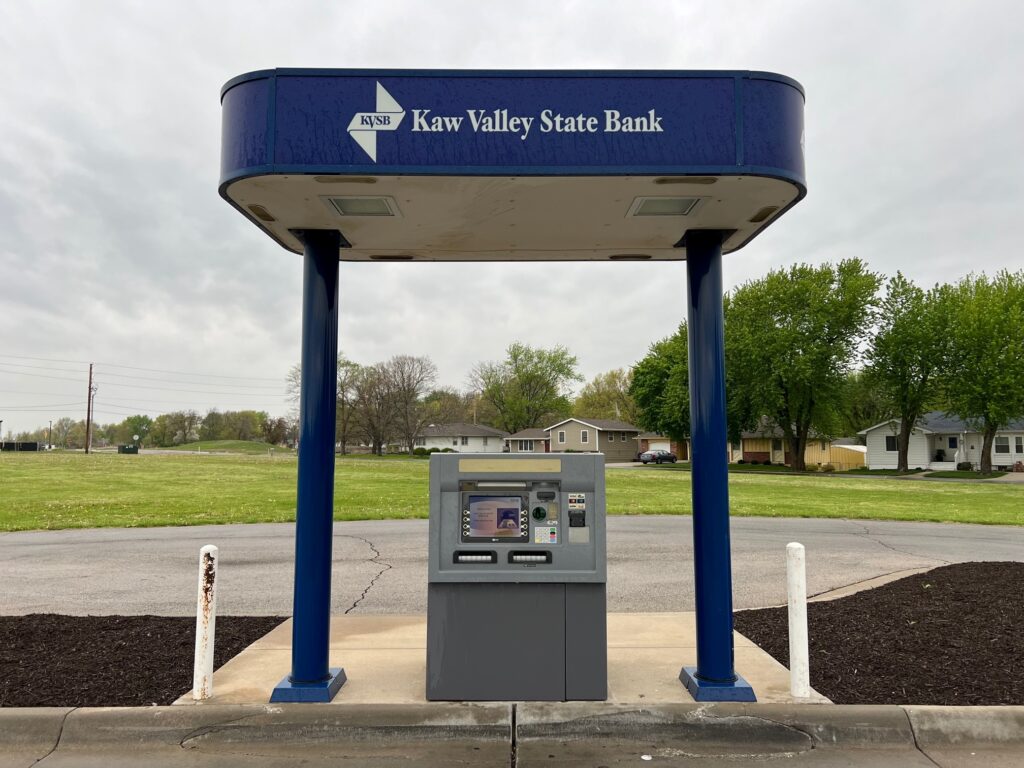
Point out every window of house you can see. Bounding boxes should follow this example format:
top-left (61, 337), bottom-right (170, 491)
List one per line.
top-left (621, 432), bottom-right (627, 441)
top-left (1016, 436), bottom-right (1023, 454)
top-left (885, 435), bottom-right (897, 451)
top-left (519, 439), bottom-right (534, 451)
top-left (995, 436), bottom-right (1010, 454)
top-left (948, 436), bottom-right (958, 449)
top-left (558, 430), bottom-right (566, 444)
top-left (581, 429), bottom-right (589, 444)
top-left (461, 436), bottom-right (469, 446)
top-left (820, 440), bottom-right (827, 451)
top-left (482, 437), bottom-right (488, 446)
top-left (414, 437), bottom-right (425, 446)
top-left (772, 438), bottom-right (782, 451)
top-left (452, 439), bottom-right (458, 446)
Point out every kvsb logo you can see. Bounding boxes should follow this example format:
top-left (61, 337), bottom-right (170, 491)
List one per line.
top-left (347, 83), bottom-right (405, 162)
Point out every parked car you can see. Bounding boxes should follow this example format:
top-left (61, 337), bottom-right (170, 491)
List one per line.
top-left (640, 449), bottom-right (677, 464)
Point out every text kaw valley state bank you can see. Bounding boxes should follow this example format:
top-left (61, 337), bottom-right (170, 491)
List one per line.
top-left (410, 109), bottom-right (665, 140)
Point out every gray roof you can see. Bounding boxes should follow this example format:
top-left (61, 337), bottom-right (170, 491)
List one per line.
top-left (740, 416), bottom-right (786, 439)
top-left (546, 417), bottom-right (640, 432)
top-left (418, 422), bottom-right (508, 438)
top-left (507, 428), bottom-right (549, 440)
top-left (860, 411), bottom-right (1024, 435)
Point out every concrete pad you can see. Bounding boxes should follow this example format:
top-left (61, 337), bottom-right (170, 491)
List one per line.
top-left (0, 708), bottom-right (72, 768)
top-left (177, 613), bottom-right (828, 706)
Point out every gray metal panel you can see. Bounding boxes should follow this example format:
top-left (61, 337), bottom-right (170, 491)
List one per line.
top-left (427, 583), bottom-right (565, 701)
top-left (565, 583), bottom-right (608, 700)
top-left (428, 453), bottom-right (606, 583)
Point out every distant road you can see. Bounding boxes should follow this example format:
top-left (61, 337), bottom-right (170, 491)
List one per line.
top-left (2, 516), bottom-right (1022, 616)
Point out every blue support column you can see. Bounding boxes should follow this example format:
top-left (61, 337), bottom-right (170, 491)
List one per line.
top-left (271, 229), bottom-right (347, 703)
top-left (679, 230), bottom-right (756, 702)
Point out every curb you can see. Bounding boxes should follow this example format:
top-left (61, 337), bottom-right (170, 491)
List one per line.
top-left (1, 703), bottom-right (1022, 765)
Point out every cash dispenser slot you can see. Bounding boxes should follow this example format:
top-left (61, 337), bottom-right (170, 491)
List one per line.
top-left (509, 550), bottom-right (553, 564)
top-left (454, 551), bottom-right (498, 564)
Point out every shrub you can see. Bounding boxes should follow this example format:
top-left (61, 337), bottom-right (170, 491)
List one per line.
top-left (763, 459), bottom-right (773, 466)
top-left (737, 459), bottom-right (746, 465)
top-left (820, 463), bottom-right (835, 473)
top-left (957, 461), bottom-right (973, 471)
top-left (441, 447), bottom-right (456, 453)
top-left (412, 447), bottom-right (430, 456)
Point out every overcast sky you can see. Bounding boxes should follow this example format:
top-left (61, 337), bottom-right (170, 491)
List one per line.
top-left (2, 1), bottom-right (1023, 437)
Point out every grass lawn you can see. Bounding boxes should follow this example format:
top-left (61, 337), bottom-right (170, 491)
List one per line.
top-left (0, 452), bottom-right (1021, 531)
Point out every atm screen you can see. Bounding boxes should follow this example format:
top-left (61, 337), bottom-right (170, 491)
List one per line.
top-left (467, 495), bottom-right (522, 538)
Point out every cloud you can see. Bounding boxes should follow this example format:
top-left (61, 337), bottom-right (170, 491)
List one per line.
top-left (1, 0), bottom-right (1023, 434)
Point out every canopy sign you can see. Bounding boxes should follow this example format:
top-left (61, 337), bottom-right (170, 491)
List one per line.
top-left (221, 69), bottom-right (805, 260)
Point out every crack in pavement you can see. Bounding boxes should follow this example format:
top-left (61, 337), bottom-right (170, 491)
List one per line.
top-left (31, 706), bottom-right (75, 765)
top-left (845, 520), bottom-right (953, 565)
top-left (338, 535), bottom-right (394, 614)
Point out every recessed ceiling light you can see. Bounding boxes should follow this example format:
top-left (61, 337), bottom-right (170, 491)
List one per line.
top-left (323, 196), bottom-right (401, 217)
top-left (369, 254), bottom-right (414, 261)
top-left (609, 254), bottom-right (652, 260)
top-left (247, 204), bottom-right (276, 222)
top-left (628, 197), bottom-right (702, 217)
top-left (748, 206), bottom-right (779, 223)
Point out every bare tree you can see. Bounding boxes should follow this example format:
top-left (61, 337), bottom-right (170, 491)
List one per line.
top-left (386, 355), bottom-right (438, 453)
top-left (287, 353), bottom-right (362, 453)
top-left (352, 363), bottom-right (396, 455)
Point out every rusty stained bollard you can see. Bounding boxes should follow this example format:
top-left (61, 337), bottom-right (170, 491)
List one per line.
top-left (192, 544), bottom-right (218, 700)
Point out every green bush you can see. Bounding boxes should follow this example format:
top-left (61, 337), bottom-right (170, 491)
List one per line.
top-left (820, 463), bottom-right (835, 473)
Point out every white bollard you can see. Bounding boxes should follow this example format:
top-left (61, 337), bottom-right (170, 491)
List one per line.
top-left (786, 542), bottom-right (810, 699)
top-left (192, 545), bottom-right (218, 700)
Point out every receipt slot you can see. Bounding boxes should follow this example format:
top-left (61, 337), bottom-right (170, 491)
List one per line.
top-left (426, 453), bottom-right (607, 701)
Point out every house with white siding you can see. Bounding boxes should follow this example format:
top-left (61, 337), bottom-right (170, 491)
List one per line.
top-left (414, 423), bottom-right (508, 453)
top-left (859, 411), bottom-right (1024, 470)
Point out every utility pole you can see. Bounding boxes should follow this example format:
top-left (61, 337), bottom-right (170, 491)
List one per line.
top-left (85, 363), bottom-right (94, 454)
top-left (49, 420), bottom-right (52, 450)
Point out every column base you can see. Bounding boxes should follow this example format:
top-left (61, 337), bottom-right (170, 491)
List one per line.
top-left (270, 668), bottom-right (347, 703)
top-left (679, 666), bottom-right (756, 702)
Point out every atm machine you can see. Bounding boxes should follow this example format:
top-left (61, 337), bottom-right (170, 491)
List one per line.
top-left (426, 453), bottom-right (607, 701)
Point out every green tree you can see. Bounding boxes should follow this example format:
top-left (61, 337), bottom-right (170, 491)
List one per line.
top-left (149, 414), bottom-right (173, 446)
top-left (51, 417), bottom-right (76, 448)
top-left (836, 370), bottom-right (894, 438)
top-left (199, 409), bottom-right (224, 441)
top-left (573, 368), bottom-right (640, 424)
top-left (725, 259), bottom-right (882, 470)
top-left (943, 271), bottom-right (1024, 473)
top-left (262, 416), bottom-right (290, 445)
top-left (866, 274), bottom-right (948, 470)
top-left (469, 342), bottom-right (582, 434)
top-left (116, 414), bottom-right (153, 446)
top-left (629, 325), bottom-right (690, 442)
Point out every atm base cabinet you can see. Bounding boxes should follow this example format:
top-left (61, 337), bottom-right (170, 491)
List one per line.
top-left (426, 582), bottom-right (607, 701)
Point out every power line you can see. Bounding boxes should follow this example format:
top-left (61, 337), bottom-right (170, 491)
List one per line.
top-left (0, 353), bottom-right (284, 382)
top-left (3, 370), bottom-right (288, 399)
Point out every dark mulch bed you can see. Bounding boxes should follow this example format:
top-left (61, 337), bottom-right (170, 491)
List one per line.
top-left (734, 561), bottom-right (1023, 705)
top-left (0, 615), bottom-right (285, 707)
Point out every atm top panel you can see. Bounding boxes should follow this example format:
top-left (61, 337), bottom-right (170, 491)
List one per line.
top-left (220, 69), bottom-right (805, 260)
